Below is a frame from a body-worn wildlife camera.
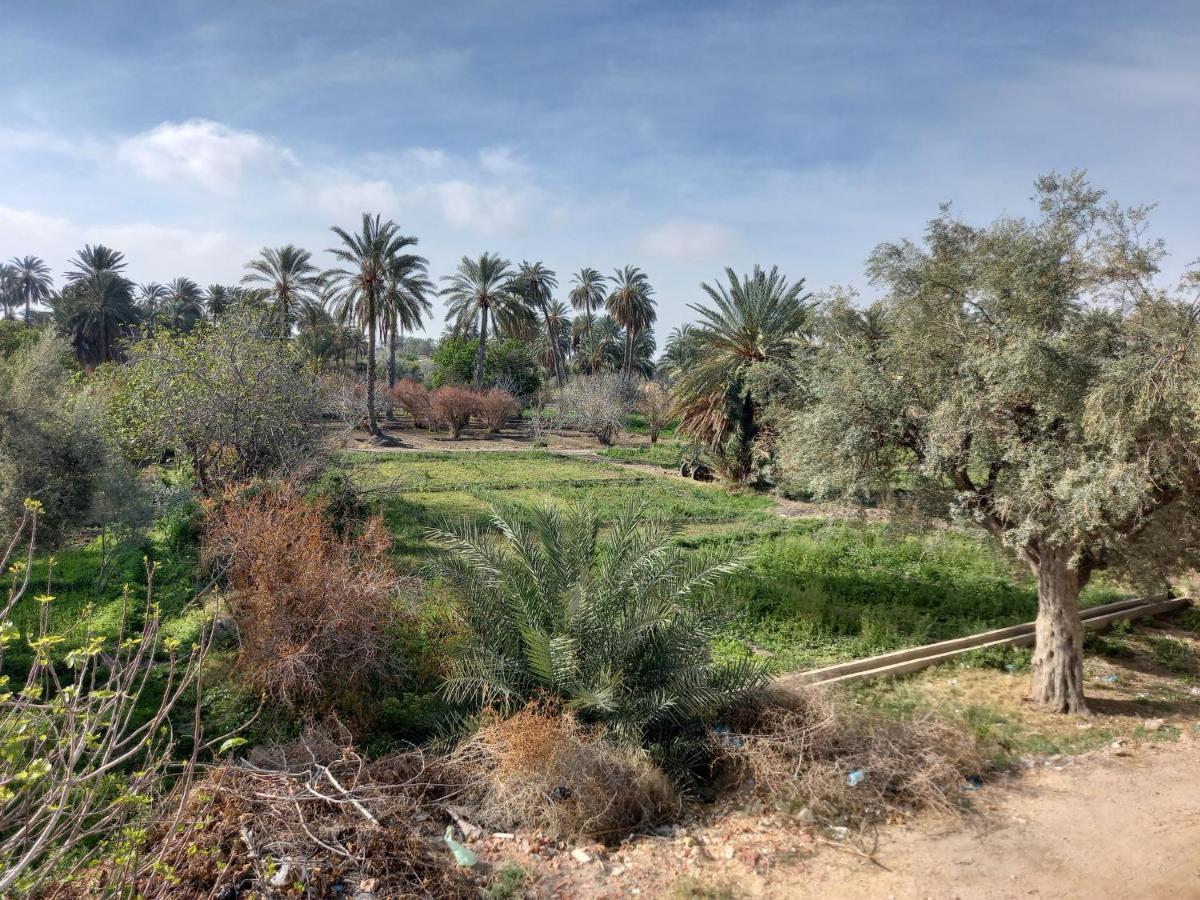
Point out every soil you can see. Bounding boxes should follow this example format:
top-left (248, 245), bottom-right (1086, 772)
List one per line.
top-left (471, 733), bottom-right (1200, 899)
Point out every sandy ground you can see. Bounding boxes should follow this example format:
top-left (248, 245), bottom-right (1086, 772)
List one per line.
top-left (473, 734), bottom-right (1200, 899)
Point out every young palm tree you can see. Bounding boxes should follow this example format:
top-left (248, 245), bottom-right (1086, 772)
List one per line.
top-left (381, 250), bottom-right (432, 390)
top-left (573, 314), bottom-right (623, 375)
top-left (674, 265), bottom-right (812, 483)
top-left (606, 266), bottom-right (656, 378)
top-left (325, 214), bottom-right (414, 439)
top-left (242, 244), bottom-right (323, 337)
top-left (164, 277), bottom-right (205, 332)
top-left (659, 324), bottom-right (698, 382)
top-left (440, 252), bottom-right (521, 390)
top-left (424, 500), bottom-right (767, 749)
top-left (513, 261), bottom-right (564, 385)
top-left (568, 267), bottom-right (605, 342)
top-left (135, 282), bottom-right (170, 337)
top-left (8, 256), bottom-right (53, 323)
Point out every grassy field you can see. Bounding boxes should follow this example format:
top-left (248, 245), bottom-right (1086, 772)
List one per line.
top-left (342, 449), bottom-right (1128, 674)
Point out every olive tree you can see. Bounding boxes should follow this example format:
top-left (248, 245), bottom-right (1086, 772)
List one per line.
top-left (782, 172), bottom-right (1200, 713)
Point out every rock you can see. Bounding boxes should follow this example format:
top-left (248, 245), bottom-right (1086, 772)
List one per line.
top-left (798, 806), bottom-right (816, 824)
top-left (358, 879), bottom-right (378, 893)
top-left (1144, 718), bottom-right (1166, 732)
top-left (571, 848), bottom-right (593, 864)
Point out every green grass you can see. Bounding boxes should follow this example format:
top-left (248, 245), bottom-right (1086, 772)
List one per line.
top-left (598, 441), bottom-right (688, 469)
top-left (345, 449), bottom-right (1128, 671)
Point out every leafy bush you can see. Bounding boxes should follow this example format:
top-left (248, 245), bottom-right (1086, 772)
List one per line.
top-left (477, 388), bottom-right (518, 433)
top-left (107, 311), bottom-right (320, 494)
top-left (424, 500), bottom-right (768, 757)
top-left (390, 376), bottom-right (433, 428)
top-left (202, 484), bottom-right (409, 709)
top-left (430, 336), bottom-right (477, 388)
top-left (430, 385), bottom-right (478, 439)
top-left (559, 373), bottom-right (634, 446)
top-left (431, 337), bottom-right (542, 400)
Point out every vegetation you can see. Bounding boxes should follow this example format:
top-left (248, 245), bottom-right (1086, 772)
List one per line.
top-left (779, 172), bottom-right (1200, 712)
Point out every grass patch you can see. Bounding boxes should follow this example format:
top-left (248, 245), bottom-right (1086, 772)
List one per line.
top-left (598, 441), bottom-right (688, 469)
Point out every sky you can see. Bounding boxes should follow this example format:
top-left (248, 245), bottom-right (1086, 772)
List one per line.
top-left (2, 0), bottom-right (1198, 337)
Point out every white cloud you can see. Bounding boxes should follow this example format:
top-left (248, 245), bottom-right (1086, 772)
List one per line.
top-left (433, 180), bottom-right (531, 235)
top-left (639, 219), bottom-right (735, 259)
top-left (312, 178), bottom-right (401, 220)
top-left (116, 119), bottom-right (296, 192)
top-left (478, 146), bottom-right (526, 178)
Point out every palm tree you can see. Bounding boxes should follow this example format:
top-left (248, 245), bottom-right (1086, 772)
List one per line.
top-left (620, 326), bottom-right (657, 379)
top-left (606, 266), bottom-right (656, 378)
top-left (381, 250), bottom-right (432, 391)
top-left (441, 252), bottom-right (522, 390)
top-left (535, 299), bottom-right (573, 379)
top-left (242, 244), bottom-right (323, 337)
top-left (325, 214), bottom-right (414, 439)
top-left (568, 267), bottom-right (605, 343)
top-left (674, 265), bottom-right (812, 483)
top-left (0, 264), bottom-right (18, 320)
top-left (659, 324), bottom-right (698, 382)
top-left (203, 284), bottom-right (239, 320)
top-left (425, 499), bottom-right (767, 748)
top-left (163, 277), bottom-right (205, 332)
top-left (513, 261), bottom-right (564, 385)
top-left (573, 314), bottom-right (623, 375)
top-left (8, 256), bottom-right (53, 323)
top-left (135, 282), bottom-right (169, 337)
top-left (53, 245), bottom-right (139, 368)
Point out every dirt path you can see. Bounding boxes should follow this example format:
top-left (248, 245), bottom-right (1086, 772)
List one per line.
top-left (510, 736), bottom-right (1200, 899)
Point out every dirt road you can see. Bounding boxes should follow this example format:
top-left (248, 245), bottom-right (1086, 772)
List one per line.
top-left (799, 736), bottom-right (1200, 900)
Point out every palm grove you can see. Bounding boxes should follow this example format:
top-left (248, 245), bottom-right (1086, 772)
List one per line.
top-left (4, 172), bottom-right (1200, 724)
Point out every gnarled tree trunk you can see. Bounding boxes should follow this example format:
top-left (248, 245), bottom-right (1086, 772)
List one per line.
top-left (1030, 547), bottom-right (1089, 714)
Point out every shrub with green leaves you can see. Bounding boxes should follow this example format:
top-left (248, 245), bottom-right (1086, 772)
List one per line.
top-left (424, 500), bottom-right (768, 752)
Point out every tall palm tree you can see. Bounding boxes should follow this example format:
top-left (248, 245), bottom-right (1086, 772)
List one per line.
top-left (203, 283), bottom-right (239, 320)
top-left (164, 277), bottom-right (205, 332)
top-left (135, 282), bottom-right (170, 337)
top-left (513, 261), bottom-right (564, 384)
top-left (674, 265), bottom-right (812, 483)
top-left (573, 314), bottom-right (623, 375)
top-left (325, 214), bottom-right (414, 439)
top-left (53, 246), bottom-right (138, 368)
top-left (440, 252), bottom-right (522, 390)
top-left (535, 299), bottom-right (573, 379)
top-left (381, 250), bottom-right (432, 390)
top-left (606, 266), bottom-right (656, 378)
top-left (568, 267), bottom-right (605, 344)
top-left (242, 244), bottom-right (322, 337)
top-left (660, 324), bottom-right (698, 382)
top-left (8, 256), bottom-right (53, 323)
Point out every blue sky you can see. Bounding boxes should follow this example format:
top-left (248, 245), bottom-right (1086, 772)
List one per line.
top-left (2, 0), bottom-right (1198, 335)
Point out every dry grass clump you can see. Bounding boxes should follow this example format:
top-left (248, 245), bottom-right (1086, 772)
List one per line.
top-left (202, 484), bottom-right (409, 709)
top-left (712, 688), bottom-right (988, 826)
top-left (126, 733), bottom-right (474, 900)
top-left (391, 377), bottom-right (433, 428)
top-left (477, 387), bottom-right (519, 433)
top-left (430, 385), bottom-right (478, 439)
top-left (442, 703), bottom-right (679, 840)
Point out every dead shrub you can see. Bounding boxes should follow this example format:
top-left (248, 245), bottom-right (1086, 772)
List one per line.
top-left (391, 377), bottom-right (433, 428)
top-left (430, 385), bottom-right (478, 439)
top-left (638, 380), bottom-right (673, 444)
top-left (711, 688), bottom-right (988, 826)
top-left (202, 484), bottom-right (409, 709)
top-left (128, 732), bottom-right (474, 899)
top-left (476, 387), bottom-right (519, 433)
top-left (441, 703), bottom-right (678, 841)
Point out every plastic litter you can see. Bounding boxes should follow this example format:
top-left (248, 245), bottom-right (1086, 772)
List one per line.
top-left (847, 769), bottom-right (866, 787)
top-left (965, 775), bottom-right (984, 791)
top-left (443, 826), bottom-right (477, 867)
top-left (827, 826), bottom-right (850, 840)
top-left (1099, 674), bottom-right (1119, 684)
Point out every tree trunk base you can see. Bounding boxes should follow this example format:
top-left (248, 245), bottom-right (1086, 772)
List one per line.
top-left (1030, 551), bottom-right (1090, 715)
top-left (371, 432), bottom-right (400, 448)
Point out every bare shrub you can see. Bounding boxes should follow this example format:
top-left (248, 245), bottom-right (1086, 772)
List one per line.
top-left (711, 688), bottom-right (988, 827)
top-left (129, 731), bottom-right (474, 899)
top-left (441, 703), bottom-right (678, 841)
top-left (202, 484), bottom-right (407, 709)
top-left (559, 373), bottom-right (634, 446)
top-left (638, 380), bottom-right (673, 444)
top-left (430, 385), bottom-right (478, 439)
top-left (390, 377), bottom-right (433, 429)
top-left (476, 388), bottom-right (519, 433)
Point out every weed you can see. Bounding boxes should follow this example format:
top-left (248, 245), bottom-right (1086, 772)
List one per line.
top-left (487, 864), bottom-right (527, 899)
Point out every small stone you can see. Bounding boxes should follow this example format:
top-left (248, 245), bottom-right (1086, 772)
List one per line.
top-left (1144, 718), bottom-right (1166, 732)
top-left (797, 807), bottom-right (816, 824)
top-left (492, 832), bottom-right (514, 841)
top-left (571, 848), bottom-right (593, 864)
top-left (610, 866), bottom-right (625, 877)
